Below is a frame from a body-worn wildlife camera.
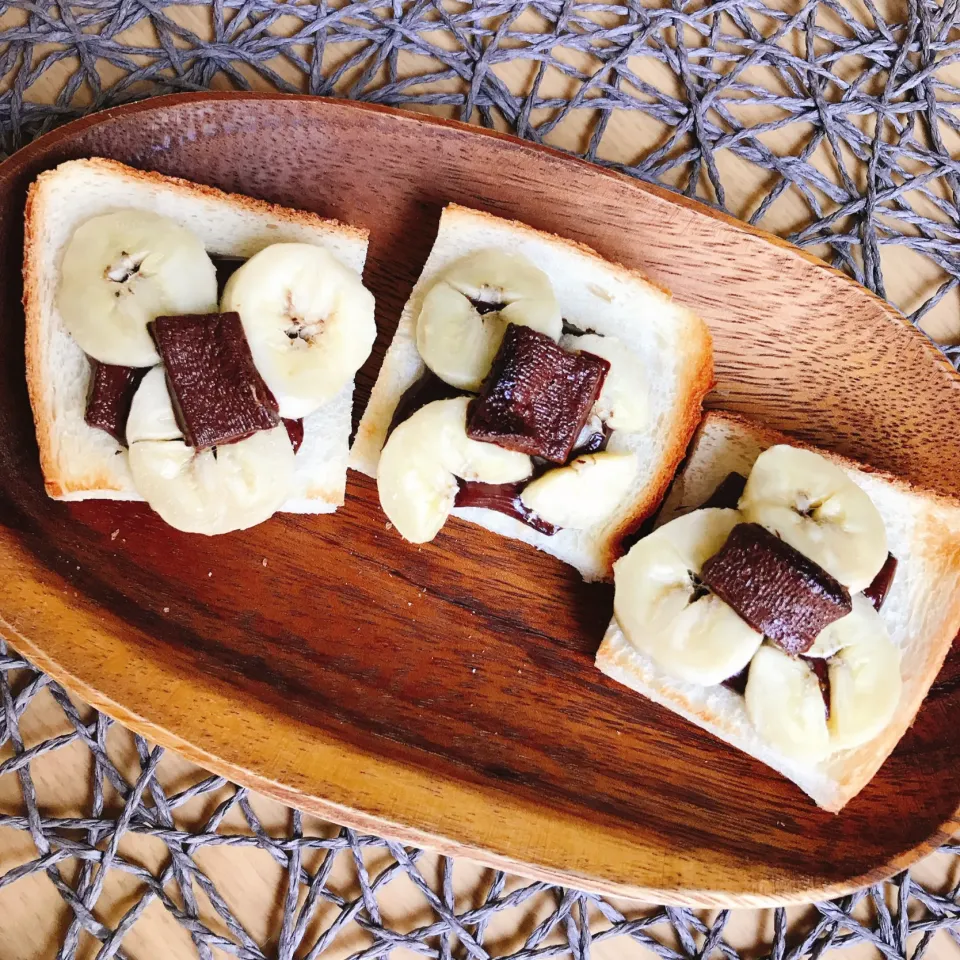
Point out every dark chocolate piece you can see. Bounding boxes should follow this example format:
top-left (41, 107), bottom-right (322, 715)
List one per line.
top-left (571, 423), bottom-right (611, 457)
top-left (466, 324), bottom-right (609, 463)
top-left (722, 665), bottom-right (750, 696)
top-left (283, 418), bottom-right (304, 454)
top-left (469, 298), bottom-right (502, 316)
top-left (454, 480), bottom-right (557, 536)
top-left (84, 361), bottom-right (147, 445)
top-left (863, 553), bottom-right (898, 611)
top-left (702, 472), bottom-right (747, 511)
top-left (800, 656), bottom-right (832, 719)
top-left (388, 370), bottom-right (464, 438)
top-left (212, 255), bottom-right (246, 297)
top-left (700, 523), bottom-right (852, 656)
top-left (150, 312), bottom-right (280, 450)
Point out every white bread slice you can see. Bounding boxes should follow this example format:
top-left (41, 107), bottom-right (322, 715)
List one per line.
top-left (24, 157), bottom-right (370, 514)
top-left (596, 410), bottom-right (960, 811)
top-left (350, 204), bottom-right (712, 581)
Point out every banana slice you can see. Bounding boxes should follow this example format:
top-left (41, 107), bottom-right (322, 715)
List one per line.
top-left (613, 509), bottom-right (763, 686)
top-left (222, 243), bottom-right (376, 419)
top-left (126, 363), bottom-right (181, 442)
top-left (378, 396), bottom-right (532, 542)
top-left (561, 333), bottom-right (648, 432)
top-left (126, 367), bottom-right (294, 535)
top-left (416, 249), bottom-right (561, 390)
top-left (827, 596), bottom-right (902, 751)
top-left (745, 645), bottom-right (831, 764)
top-left (519, 452), bottom-right (637, 529)
top-left (58, 211), bottom-right (218, 367)
top-left (740, 445), bottom-right (887, 592)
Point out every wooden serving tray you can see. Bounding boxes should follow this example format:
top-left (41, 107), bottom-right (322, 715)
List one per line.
top-left (2, 94), bottom-right (959, 908)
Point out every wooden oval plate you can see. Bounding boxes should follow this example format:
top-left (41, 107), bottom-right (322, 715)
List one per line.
top-left (1, 94), bottom-right (959, 908)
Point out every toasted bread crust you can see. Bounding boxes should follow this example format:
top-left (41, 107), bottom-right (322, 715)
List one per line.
top-left (22, 177), bottom-right (60, 498)
top-left (443, 203), bottom-right (681, 304)
top-left (691, 411), bottom-right (960, 511)
top-left (47, 158), bottom-right (370, 246)
top-left (605, 323), bottom-right (715, 571)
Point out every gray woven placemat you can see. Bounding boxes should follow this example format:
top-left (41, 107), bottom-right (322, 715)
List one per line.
top-left (2, 1), bottom-right (960, 957)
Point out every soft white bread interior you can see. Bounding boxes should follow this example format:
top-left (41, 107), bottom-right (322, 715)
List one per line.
top-left (596, 410), bottom-right (960, 811)
top-left (24, 157), bottom-right (370, 514)
top-left (350, 203), bottom-right (712, 581)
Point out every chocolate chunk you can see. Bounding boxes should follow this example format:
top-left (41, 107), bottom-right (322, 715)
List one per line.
top-left (150, 312), bottom-right (279, 450)
top-left (283, 418), bottom-right (304, 454)
top-left (800, 656), bottom-right (831, 719)
top-left (388, 370), bottom-right (464, 438)
top-left (722, 665), bottom-right (750, 696)
top-left (863, 553), bottom-right (898, 611)
top-left (85, 361), bottom-right (147, 445)
top-left (466, 324), bottom-right (609, 463)
top-left (470, 298), bottom-right (502, 316)
top-left (211, 255), bottom-right (245, 297)
top-left (454, 480), bottom-right (557, 535)
top-left (571, 422), bottom-right (610, 458)
top-left (702, 472), bottom-right (747, 510)
top-left (700, 523), bottom-right (852, 655)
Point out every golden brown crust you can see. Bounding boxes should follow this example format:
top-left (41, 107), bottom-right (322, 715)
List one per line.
top-left (21, 177), bottom-right (60, 499)
top-left (605, 321), bottom-right (715, 572)
top-left (70, 158), bottom-right (370, 245)
top-left (698, 410), bottom-right (960, 511)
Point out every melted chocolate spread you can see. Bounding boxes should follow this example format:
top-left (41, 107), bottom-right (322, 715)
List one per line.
top-left (801, 656), bottom-right (832, 719)
top-left (85, 361), bottom-right (147, 445)
top-left (454, 480), bottom-right (557, 534)
top-left (212, 254), bottom-right (246, 297)
top-left (283, 418), bottom-right (305, 454)
top-left (864, 553), bottom-right (897, 610)
top-left (701, 472), bottom-right (747, 510)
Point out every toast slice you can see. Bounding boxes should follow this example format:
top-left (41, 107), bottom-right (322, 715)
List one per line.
top-left (350, 204), bottom-right (712, 581)
top-left (596, 410), bottom-right (960, 811)
top-left (24, 157), bottom-right (370, 514)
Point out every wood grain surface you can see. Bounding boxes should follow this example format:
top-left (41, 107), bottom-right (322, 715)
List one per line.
top-left (1, 94), bottom-right (960, 912)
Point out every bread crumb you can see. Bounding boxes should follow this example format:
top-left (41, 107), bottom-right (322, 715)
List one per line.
top-left (110, 530), bottom-right (119, 541)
